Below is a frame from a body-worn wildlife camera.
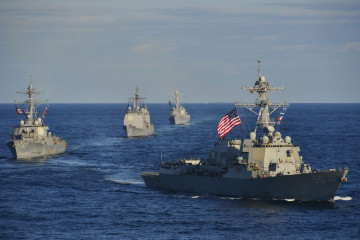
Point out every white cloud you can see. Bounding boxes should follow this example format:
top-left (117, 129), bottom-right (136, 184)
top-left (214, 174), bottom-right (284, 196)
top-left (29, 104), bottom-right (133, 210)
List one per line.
top-left (1, 0), bottom-right (359, 103)
top-left (252, 35), bottom-right (278, 41)
top-left (133, 44), bottom-right (152, 52)
top-left (132, 41), bottom-right (177, 53)
top-left (201, 3), bottom-right (360, 18)
top-left (341, 42), bottom-right (360, 53)
top-left (271, 44), bottom-right (312, 52)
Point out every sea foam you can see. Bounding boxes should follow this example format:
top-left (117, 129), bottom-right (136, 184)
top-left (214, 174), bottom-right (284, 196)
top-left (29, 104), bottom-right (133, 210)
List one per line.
top-left (334, 196), bottom-right (352, 201)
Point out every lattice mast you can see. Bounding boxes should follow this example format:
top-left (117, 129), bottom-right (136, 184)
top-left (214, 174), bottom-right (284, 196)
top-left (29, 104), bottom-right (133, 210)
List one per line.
top-left (15, 76), bottom-right (47, 121)
top-left (236, 60), bottom-right (289, 134)
top-left (174, 90), bottom-right (180, 109)
top-left (129, 86), bottom-right (145, 110)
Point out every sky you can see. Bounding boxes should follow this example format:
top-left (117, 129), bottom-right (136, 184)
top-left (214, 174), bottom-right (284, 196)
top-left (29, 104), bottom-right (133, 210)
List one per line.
top-left (0, 0), bottom-right (359, 103)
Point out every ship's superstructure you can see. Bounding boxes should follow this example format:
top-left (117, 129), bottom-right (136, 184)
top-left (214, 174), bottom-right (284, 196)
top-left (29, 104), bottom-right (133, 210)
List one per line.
top-left (169, 90), bottom-right (190, 125)
top-left (7, 79), bottom-right (67, 159)
top-left (123, 87), bottom-right (154, 137)
top-left (142, 61), bottom-right (348, 201)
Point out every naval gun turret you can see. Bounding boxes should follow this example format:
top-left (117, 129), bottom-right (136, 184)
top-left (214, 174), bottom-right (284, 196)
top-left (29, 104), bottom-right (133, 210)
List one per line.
top-left (6, 77), bottom-right (67, 159)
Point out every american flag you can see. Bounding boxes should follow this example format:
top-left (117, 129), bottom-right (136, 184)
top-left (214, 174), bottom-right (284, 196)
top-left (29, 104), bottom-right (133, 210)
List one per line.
top-left (42, 106), bottom-right (48, 118)
top-left (276, 107), bottom-right (287, 124)
top-left (15, 105), bottom-right (25, 115)
top-left (217, 108), bottom-right (242, 138)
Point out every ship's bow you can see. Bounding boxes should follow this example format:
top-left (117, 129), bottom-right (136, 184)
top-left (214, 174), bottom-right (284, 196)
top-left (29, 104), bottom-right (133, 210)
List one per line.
top-left (6, 140), bottom-right (17, 158)
top-left (142, 172), bottom-right (161, 189)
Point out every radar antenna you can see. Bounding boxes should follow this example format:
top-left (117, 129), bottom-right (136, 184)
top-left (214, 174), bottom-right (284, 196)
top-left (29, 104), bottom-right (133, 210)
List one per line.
top-left (236, 61), bottom-right (289, 135)
top-left (15, 76), bottom-right (48, 121)
top-left (129, 86), bottom-right (145, 110)
top-left (174, 90), bottom-right (180, 109)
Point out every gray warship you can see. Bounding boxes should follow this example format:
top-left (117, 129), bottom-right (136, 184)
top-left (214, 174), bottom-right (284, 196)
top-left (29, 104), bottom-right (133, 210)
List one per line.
top-left (7, 79), bottom-right (67, 159)
top-left (142, 61), bottom-right (349, 202)
top-left (123, 87), bottom-right (154, 137)
top-left (169, 90), bottom-right (190, 125)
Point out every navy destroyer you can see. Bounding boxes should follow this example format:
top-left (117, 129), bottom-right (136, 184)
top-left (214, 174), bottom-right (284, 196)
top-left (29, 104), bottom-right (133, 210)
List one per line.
top-left (7, 79), bottom-right (67, 159)
top-left (123, 87), bottom-right (154, 137)
top-left (142, 61), bottom-right (348, 202)
top-left (169, 90), bottom-right (190, 125)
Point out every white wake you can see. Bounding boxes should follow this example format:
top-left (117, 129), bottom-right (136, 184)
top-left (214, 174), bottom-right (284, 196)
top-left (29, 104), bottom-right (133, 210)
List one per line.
top-left (106, 178), bottom-right (144, 186)
top-left (334, 196), bottom-right (352, 201)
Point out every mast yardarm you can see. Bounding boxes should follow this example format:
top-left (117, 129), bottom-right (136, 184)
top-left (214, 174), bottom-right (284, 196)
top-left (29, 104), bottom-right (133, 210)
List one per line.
top-left (129, 86), bottom-right (146, 110)
top-left (174, 90), bottom-right (180, 109)
top-left (15, 76), bottom-right (47, 121)
top-left (236, 60), bottom-right (289, 134)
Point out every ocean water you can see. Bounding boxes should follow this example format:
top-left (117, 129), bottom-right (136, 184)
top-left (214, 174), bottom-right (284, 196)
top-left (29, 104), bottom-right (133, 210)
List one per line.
top-left (0, 103), bottom-right (359, 239)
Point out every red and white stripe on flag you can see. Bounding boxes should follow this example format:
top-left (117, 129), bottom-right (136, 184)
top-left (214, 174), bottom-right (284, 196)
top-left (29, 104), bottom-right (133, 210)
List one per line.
top-left (217, 108), bottom-right (242, 138)
top-left (16, 105), bottom-right (24, 115)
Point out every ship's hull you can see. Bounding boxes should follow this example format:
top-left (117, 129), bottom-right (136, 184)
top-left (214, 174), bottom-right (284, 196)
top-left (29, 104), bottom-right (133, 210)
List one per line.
top-left (142, 170), bottom-right (347, 201)
top-left (123, 125), bottom-right (154, 137)
top-left (169, 114), bottom-right (190, 125)
top-left (6, 140), bottom-right (67, 159)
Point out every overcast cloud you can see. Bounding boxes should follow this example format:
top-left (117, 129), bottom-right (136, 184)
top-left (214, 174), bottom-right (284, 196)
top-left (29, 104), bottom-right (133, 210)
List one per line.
top-left (0, 0), bottom-right (359, 103)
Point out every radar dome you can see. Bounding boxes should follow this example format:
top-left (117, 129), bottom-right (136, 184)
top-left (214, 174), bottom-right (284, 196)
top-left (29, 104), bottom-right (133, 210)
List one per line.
top-left (266, 126), bottom-right (275, 134)
top-left (275, 131), bottom-right (281, 137)
top-left (250, 132), bottom-right (256, 140)
top-left (260, 76), bottom-right (266, 82)
top-left (263, 136), bottom-right (269, 144)
top-left (285, 136), bottom-right (291, 143)
top-left (20, 120), bottom-right (24, 125)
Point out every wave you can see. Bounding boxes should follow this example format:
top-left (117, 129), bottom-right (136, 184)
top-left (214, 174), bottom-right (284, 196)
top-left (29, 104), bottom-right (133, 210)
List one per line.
top-left (191, 195), bottom-right (207, 199)
top-left (284, 199), bottom-right (295, 202)
top-left (220, 196), bottom-right (241, 200)
top-left (181, 122), bottom-right (194, 126)
top-left (106, 178), bottom-right (144, 186)
top-left (334, 196), bottom-right (352, 201)
top-left (55, 159), bottom-right (89, 166)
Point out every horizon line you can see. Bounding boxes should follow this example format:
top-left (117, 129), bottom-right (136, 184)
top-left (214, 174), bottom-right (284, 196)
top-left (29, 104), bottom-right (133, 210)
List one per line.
top-left (0, 102), bottom-right (359, 104)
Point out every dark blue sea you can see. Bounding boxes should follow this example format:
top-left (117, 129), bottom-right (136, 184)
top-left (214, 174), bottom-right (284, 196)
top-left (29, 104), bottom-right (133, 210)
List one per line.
top-left (0, 103), bottom-right (359, 239)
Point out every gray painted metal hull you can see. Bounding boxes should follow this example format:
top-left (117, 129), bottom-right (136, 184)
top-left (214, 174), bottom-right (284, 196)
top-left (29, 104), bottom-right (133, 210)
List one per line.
top-left (123, 125), bottom-right (154, 137)
top-left (6, 140), bottom-right (67, 159)
top-left (142, 170), bottom-right (346, 201)
top-left (169, 115), bottom-right (190, 125)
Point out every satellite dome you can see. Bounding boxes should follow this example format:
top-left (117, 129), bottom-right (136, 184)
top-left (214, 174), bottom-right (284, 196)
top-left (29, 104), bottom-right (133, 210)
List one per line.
top-left (267, 126), bottom-right (275, 133)
top-left (285, 136), bottom-right (291, 143)
top-left (263, 136), bottom-right (269, 144)
top-left (260, 76), bottom-right (266, 82)
top-left (250, 132), bottom-right (256, 140)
